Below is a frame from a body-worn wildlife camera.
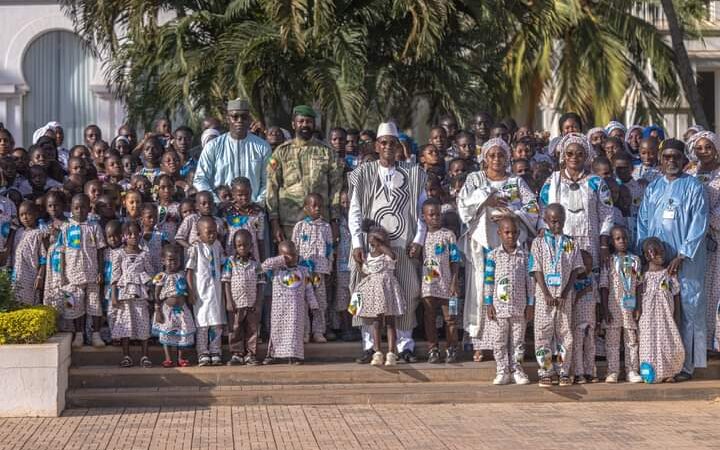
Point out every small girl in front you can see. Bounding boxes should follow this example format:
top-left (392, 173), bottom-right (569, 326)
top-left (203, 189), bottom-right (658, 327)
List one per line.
top-left (353, 227), bottom-right (405, 366)
top-left (110, 221), bottom-right (154, 368)
top-left (638, 237), bottom-right (685, 383)
top-left (12, 201), bottom-right (46, 305)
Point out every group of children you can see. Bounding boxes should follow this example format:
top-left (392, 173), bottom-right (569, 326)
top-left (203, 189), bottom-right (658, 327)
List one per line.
top-left (0, 117), bottom-right (688, 386)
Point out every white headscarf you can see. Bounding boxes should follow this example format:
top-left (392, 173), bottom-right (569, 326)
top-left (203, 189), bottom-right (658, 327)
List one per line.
top-left (479, 137), bottom-right (511, 163)
top-left (687, 130), bottom-right (720, 162)
top-left (605, 120), bottom-right (626, 137)
top-left (201, 128), bottom-right (221, 148)
top-left (586, 127), bottom-right (606, 142)
top-left (32, 121), bottom-right (61, 144)
top-left (558, 132), bottom-right (595, 165)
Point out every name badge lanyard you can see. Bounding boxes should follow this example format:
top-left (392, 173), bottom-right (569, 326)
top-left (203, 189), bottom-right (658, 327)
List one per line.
top-left (615, 255), bottom-right (635, 307)
top-left (545, 233), bottom-right (564, 276)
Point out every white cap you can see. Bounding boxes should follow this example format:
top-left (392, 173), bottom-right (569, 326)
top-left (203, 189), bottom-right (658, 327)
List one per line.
top-left (376, 122), bottom-right (399, 138)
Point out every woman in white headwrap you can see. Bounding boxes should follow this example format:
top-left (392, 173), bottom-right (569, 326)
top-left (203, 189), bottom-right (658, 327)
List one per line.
top-left (685, 130), bottom-right (720, 350)
top-left (457, 138), bottom-right (539, 361)
top-left (539, 132), bottom-right (613, 270)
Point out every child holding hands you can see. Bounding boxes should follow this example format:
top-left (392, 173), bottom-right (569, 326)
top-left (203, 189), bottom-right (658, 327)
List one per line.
top-left (530, 204), bottom-right (584, 387)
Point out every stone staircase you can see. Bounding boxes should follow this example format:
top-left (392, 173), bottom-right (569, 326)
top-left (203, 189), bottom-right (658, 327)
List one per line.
top-left (66, 342), bottom-right (720, 408)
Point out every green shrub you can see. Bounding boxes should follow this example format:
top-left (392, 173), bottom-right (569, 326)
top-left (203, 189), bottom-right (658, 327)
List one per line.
top-left (0, 306), bottom-right (58, 345)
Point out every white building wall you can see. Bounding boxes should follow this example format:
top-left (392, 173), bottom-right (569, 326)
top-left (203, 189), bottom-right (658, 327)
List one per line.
top-left (0, 2), bottom-right (124, 147)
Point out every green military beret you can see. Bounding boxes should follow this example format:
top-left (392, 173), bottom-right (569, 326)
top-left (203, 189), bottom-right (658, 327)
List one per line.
top-left (292, 105), bottom-right (316, 118)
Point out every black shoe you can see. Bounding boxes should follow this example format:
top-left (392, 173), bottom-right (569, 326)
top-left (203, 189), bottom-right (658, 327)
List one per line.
top-left (355, 349), bottom-right (374, 364)
top-left (400, 350), bottom-right (418, 363)
top-left (445, 347), bottom-right (457, 364)
top-left (427, 347), bottom-right (441, 364)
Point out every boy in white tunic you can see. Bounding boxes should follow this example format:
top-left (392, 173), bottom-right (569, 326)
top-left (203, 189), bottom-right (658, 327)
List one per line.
top-left (186, 215), bottom-right (227, 366)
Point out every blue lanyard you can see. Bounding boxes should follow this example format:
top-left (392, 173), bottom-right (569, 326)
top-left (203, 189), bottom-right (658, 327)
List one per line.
top-left (614, 255), bottom-right (633, 295)
top-left (544, 232), bottom-right (564, 273)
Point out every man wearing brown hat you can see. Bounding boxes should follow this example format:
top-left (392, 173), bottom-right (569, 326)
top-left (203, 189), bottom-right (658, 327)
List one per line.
top-left (266, 105), bottom-right (344, 242)
top-left (193, 98), bottom-right (271, 202)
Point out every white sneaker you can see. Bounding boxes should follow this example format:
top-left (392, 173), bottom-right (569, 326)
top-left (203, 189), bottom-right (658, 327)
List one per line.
top-left (513, 371), bottom-right (531, 385)
top-left (493, 372), bottom-right (511, 385)
top-left (605, 373), bottom-right (618, 383)
top-left (312, 333), bottom-right (327, 343)
top-left (384, 352), bottom-right (398, 366)
top-left (72, 333), bottom-right (84, 348)
top-left (91, 332), bottom-right (106, 348)
top-left (370, 351), bottom-right (384, 366)
top-left (627, 371), bottom-right (643, 383)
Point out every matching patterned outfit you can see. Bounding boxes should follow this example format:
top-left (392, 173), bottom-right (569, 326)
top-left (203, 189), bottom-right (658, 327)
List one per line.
top-left (573, 273), bottom-right (597, 377)
top-left (151, 271), bottom-right (196, 348)
top-left (175, 213), bottom-right (226, 247)
top-left (422, 228), bottom-right (461, 350)
top-left (483, 245), bottom-right (533, 375)
top-left (529, 232), bottom-right (584, 378)
top-left (262, 256), bottom-right (318, 359)
top-left (353, 253), bottom-right (405, 319)
top-left (222, 257), bottom-right (261, 357)
top-left (110, 249), bottom-right (153, 340)
top-left (224, 207), bottom-right (265, 261)
top-left (12, 227), bottom-right (46, 305)
top-left (600, 254), bottom-right (642, 375)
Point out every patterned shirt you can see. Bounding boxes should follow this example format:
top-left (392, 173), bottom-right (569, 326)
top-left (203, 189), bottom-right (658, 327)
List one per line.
top-left (58, 218), bottom-right (106, 284)
top-left (529, 232), bottom-right (583, 298)
top-left (221, 257), bottom-right (260, 309)
top-left (483, 245), bottom-right (534, 318)
top-left (223, 207), bottom-right (265, 261)
top-left (600, 254), bottom-right (642, 329)
top-left (292, 217), bottom-right (333, 275)
top-left (421, 228), bottom-right (460, 300)
top-left (152, 271), bottom-right (190, 300)
top-left (175, 213), bottom-right (226, 247)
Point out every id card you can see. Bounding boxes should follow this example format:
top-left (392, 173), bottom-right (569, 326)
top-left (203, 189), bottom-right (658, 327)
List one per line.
top-left (662, 207), bottom-right (675, 220)
top-left (545, 273), bottom-right (562, 287)
top-left (622, 294), bottom-right (637, 310)
top-left (496, 278), bottom-right (510, 303)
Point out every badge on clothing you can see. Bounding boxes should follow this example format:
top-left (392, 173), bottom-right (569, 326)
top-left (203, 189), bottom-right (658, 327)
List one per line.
top-left (545, 273), bottom-right (562, 287)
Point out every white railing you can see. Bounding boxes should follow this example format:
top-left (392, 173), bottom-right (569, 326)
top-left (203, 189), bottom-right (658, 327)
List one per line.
top-left (635, 1), bottom-right (720, 27)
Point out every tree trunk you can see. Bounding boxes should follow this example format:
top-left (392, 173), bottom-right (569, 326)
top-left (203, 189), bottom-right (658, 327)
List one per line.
top-left (661, 0), bottom-right (709, 129)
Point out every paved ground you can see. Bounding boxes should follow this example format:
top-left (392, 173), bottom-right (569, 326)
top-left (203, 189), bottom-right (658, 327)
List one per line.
top-left (1, 401), bottom-right (719, 449)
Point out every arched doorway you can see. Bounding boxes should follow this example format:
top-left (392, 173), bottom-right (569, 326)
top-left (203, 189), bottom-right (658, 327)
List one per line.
top-left (22, 30), bottom-right (98, 148)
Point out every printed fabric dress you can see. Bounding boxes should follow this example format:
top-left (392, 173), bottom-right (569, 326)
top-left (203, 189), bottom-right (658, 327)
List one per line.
top-left (421, 228), bottom-right (460, 300)
top-left (334, 217), bottom-right (352, 312)
top-left (12, 228), bottom-right (47, 305)
top-left (43, 240), bottom-right (64, 312)
top-left (224, 208), bottom-right (265, 261)
top-left (151, 272), bottom-right (196, 348)
top-left (638, 270), bottom-right (685, 382)
top-left (110, 249), bottom-right (153, 340)
top-left (262, 256), bottom-right (318, 359)
top-left (157, 202), bottom-right (180, 242)
top-left (354, 253), bottom-right (405, 319)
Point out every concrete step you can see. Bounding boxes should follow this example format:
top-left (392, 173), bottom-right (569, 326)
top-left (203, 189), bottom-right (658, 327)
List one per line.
top-left (71, 341), bottom-right (477, 366)
top-left (66, 379), bottom-right (720, 408)
top-left (68, 359), bottom-right (720, 389)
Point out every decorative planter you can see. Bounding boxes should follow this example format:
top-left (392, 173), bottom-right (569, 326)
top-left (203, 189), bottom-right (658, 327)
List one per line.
top-left (0, 332), bottom-right (71, 417)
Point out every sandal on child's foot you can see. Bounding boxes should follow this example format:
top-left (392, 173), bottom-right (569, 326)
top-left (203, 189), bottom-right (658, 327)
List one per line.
top-left (559, 376), bottom-right (572, 386)
top-left (262, 357), bottom-right (275, 365)
top-left (119, 356), bottom-right (134, 368)
top-left (227, 354), bottom-right (245, 366)
top-left (538, 376), bottom-right (553, 388)
top-left (473, 351), bottom-right (483, 363)
top-left (211, 354), bottom-right (223, 366)
top-left (198, 355), bottom-right (211, 367)
top-left (140, 356), bottom-right (152, 368)
top-left (178, 359), bottom-right (191, 367)
top-left (245, 355), bottom-right (259, 366)
top-left (575, 375), bottom-right (587, 384)
top-left (161, 359), bottom-right (175, 368)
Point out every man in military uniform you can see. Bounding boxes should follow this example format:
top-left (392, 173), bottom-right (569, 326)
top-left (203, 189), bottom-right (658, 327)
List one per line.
top-left (266, 105), bottom-right (344, 241)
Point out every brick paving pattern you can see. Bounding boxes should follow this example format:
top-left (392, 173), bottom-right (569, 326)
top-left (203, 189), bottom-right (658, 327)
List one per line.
top-left (2, 401), bottom-right (720, 449)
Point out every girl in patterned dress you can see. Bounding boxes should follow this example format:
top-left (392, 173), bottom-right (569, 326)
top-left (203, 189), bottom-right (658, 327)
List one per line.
top-left (420, 198), bottom-right (461, 364)
top-left (262, 241), bottom-right (318, 365)
top-left (152, 244), bottom-right (196, 367)
top-left (600, 225), bottom-right (643, 384)
top-left (638, 237), bottom-right (685, 383)
top-left (155, 174), bottom-right (181, 242)
top-left (223, 177), bottom-right (265, 262)
top-left (102, 221), bottom-right (124, 339)
top-left (292, 193), bottom-right (333, 343)
top-left (573, 250), bottom-right (599, 384)
top-left (110, 221), bottom-right (154, 368)
top-left (140, 203), bottom-right (169, 274)
top-left (43, 227), bottom-right (64, 316)
top-left (12, 201), bottom-right (46, 305)
top-left (222, 230), bottom-right (262, 366)
top-left (353, 227), bottom-right (405, 366)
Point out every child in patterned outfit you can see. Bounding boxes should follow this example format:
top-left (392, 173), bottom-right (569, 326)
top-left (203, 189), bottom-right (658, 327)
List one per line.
top-left (155, 174), bottom-right (181, 242)
top-left (110, 221), bottom-right (154, 368)
top-left (600, 225), bottom-right (643, 383)
top-left (530, 204), bottom-right (584, 387)
top-left (292, 193), bottom-right (333, 343)
top-left (102, 221), bottom-right (123, 337)
top-left (638, 237), bottom-right (685, 383)
top-left (262, 241), bottom-right (318, 364)
top-left (223, 177), bottom-right (265, 262)
top-left (59, 194), bottom-right (107, 348)
top-left (176, 191), bottom-right (225, 250)
top-left (333, 190), bottom-right (353, 341)
top-left (186, 216), bottom-right (226, 366)
top-left (573, 250), bottom-right (598, 384)
top-left (420, 198), bottom-right (461, 364)
top-left (353, 227), bottom-right (405, 367)
top-left (140, 203), bottom-right (168, 274)
top-left (12, 201), bottom-right (46, 305)
top-left (152, 244), bottom-right (196, 367)
top-left (222, 230), bottom-right (262, 366)
top-left (43, 227), bottom-right (64, 317)
top-left (484, 216), bottom-right (534, 385)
